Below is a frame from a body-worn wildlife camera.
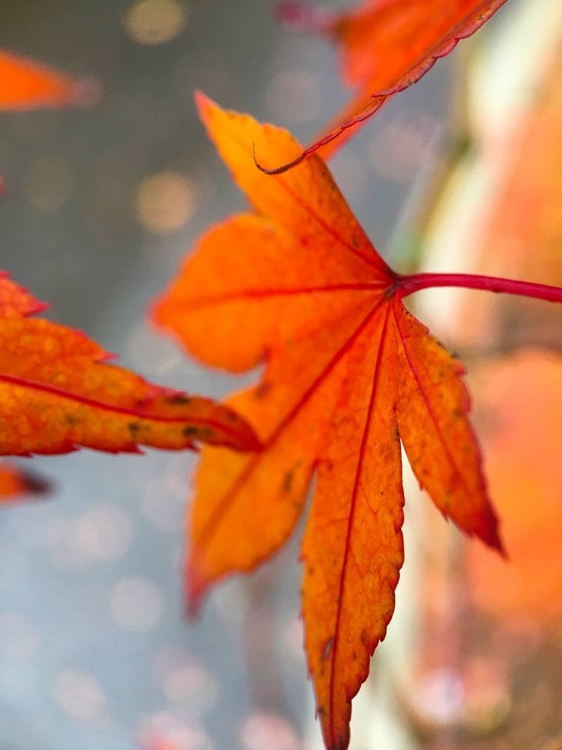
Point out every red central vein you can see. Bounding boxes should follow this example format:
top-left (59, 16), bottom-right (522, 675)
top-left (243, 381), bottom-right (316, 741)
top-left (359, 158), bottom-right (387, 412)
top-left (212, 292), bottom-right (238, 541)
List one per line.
top-left (225, 125), bottom-right (386, 273)
top-left (0, 373), bottom-right (241, 438)
top-left (391, 300), bottom-right (475, 508)
top-left (197, 299), bottom-right (387, 551)
top-left (185, 282), bottom-right (386, 310)
top-left (276, 179), bottom-right (385, 272)
top-left (328, 303), bottom-right (391, 741)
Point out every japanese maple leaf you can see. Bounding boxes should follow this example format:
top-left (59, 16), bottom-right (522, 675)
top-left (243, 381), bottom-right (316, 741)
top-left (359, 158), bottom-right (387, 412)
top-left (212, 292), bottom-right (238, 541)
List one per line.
top-left (0, 50), bottom-right (98, 110)
top-left (0, 272), bottom-right (259, 456)
top-left (271, 0), bottom-right (510, 168)
top-left (0, 461), bottom-right (51, 502)
top-left (153, 95), bottom-right (504, 750)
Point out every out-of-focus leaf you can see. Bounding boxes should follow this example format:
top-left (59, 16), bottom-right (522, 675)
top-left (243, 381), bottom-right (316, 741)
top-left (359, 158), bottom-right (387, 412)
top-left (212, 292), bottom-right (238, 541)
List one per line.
top-left (0, 462), bottom-right (51, 502)
top-left (273, 0), bottom-right (509, 166)
top-left (0, 50), bottom-right (99, 110)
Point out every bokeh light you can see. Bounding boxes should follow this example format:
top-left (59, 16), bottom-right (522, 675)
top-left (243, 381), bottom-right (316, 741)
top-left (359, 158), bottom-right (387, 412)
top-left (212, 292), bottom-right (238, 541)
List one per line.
top-left (124, 0), bottom-right (188, 46)
top-left (135, 171), bottom-right (196, 234)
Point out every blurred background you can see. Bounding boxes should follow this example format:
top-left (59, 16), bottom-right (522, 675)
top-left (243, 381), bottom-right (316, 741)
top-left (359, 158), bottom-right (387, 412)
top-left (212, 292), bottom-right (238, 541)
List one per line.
top-left (1, 0), bottom-right (561, 748)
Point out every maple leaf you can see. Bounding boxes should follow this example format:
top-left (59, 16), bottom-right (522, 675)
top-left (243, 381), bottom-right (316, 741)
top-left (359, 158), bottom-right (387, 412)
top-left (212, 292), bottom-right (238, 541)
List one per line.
top-left (0, 272), bottom-right (259, 457)
top-left (153, 95), bottom-right (504, 750)
top-left (0, 461), bottom-right (51, 502)
top-left (0, 50), bottom-right (99, 110)
top-left (270, 0), bottom-right (510, 168)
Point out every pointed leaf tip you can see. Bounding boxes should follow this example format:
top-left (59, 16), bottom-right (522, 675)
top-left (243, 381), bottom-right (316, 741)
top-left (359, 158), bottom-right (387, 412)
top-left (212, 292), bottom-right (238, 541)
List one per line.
top-left (194, 89), bottom-right (216, 124)
top-left (186, 557), bottom-right (207, 619)
top-left (0, 462), bottom-right (52, 502)
top-left (0, 51), bottom-right (102, 111)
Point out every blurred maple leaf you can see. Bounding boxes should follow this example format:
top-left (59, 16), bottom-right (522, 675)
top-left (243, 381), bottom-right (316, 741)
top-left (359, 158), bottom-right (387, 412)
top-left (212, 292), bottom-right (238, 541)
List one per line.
top-left (0, 50), bottom-right (100, 191)
top-left (456, 39), bottom-right (562, 626)
top-left (0, 49), bottom-right (98, 110)
top-left (0, 461), bottom-right (51, 503)
top-left (271, 0), bottom-right (509, 168)
top-left (468, 353), bottom-right (562, 625)
top-left (153, 96), bottom-right (504, 750)
top-left (0, 272), bottom-right (260, 457)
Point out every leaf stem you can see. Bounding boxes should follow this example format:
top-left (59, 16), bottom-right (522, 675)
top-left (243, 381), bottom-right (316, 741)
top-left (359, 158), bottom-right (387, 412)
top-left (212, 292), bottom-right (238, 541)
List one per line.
top-left (397, 272), bottom-right (562, 304)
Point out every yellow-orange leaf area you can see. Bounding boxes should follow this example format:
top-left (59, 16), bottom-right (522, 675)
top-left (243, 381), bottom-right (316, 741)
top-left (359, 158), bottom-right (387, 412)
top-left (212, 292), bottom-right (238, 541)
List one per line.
top-left (0, 50), bottom-right (99, 110)
top-left (0, 272), bottom-right (259, 458)
top-left (275, 0), bottom-right (510, 165)
top-left (153, 96), bottom-right (503, 750)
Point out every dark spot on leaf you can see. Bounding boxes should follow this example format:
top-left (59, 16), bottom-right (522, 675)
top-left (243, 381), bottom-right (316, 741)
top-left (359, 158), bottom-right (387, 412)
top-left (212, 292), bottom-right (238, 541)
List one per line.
top-left (182, 425), bottom-right (199, 438)
top-left (321, 636), bottom-right (334, 661)
top-left (128, 422), bottom-right (140, 433)
top-left (64, 414), bottom-right (79, 426)
top-left (254, 381), bottom-right (271, 399)
top-left (282, 470), bottom-right (293, 494)
top-left (166, 393), bottom-right (192, 406)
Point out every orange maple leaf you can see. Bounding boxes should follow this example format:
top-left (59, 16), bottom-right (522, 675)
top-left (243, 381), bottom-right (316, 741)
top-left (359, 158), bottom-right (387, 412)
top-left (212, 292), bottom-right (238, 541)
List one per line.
top-left (153, 95), bottom-right (504, 750)
top-left (272, 0), bottom-right (510, 168)
top-left (0, 461), bottom-right (51, 502)
top-left (0, 272), bottom-right (259, 457)
top-left (0, 50), bottom-right (98, 110)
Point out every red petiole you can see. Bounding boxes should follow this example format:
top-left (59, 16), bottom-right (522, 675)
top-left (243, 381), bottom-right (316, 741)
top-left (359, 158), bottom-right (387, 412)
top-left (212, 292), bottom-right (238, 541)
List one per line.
top-left (397, 272), bottom-right (562, 304)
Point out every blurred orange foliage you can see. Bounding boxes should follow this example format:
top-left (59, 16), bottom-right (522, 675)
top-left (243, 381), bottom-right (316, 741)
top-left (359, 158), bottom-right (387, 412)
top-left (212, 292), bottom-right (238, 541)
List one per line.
top-left (463, 40), bottom-right (562, 625)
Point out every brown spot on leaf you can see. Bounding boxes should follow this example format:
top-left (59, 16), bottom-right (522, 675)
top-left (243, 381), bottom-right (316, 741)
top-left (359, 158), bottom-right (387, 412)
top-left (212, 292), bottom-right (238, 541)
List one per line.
top-left (254, 381), bottom-right (272, 399)
top-left (282, 469), bottom-right (293, 494)
top-left (166, 393), bottom-right (191, 405)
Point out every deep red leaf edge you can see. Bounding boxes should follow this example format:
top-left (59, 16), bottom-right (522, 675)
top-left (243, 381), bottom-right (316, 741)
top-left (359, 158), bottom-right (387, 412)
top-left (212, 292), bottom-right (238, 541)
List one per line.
top-left (0, 50), bottom-right (102, 110)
